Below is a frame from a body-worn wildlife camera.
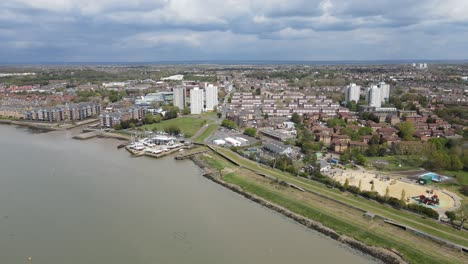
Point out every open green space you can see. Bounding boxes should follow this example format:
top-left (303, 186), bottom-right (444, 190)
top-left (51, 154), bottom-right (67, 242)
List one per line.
top-left (222, 171), bottom-right (465, 264)
top-left (141, 117), bottom-right (211, 137)
top-left (365, 155), bottom-right (425, 171)
top-left (212, 146), bottom-right (468, 247)
top-left (193, 124), bottom-right (219, 143)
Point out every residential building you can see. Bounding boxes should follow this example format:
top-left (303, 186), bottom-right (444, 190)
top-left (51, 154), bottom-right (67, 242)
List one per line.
top-left (205, 84), bottom-right (218, 111)
top-left (344, 83), bottom-right (360, 105)
top-left (366, 85), bottom-right (382, 107)
top-left (190, 87), bottom-right (204, 114)
top-left (173, 86), bottom-right (186, 110)
top-left (377, 82), bottom-right (390, 103)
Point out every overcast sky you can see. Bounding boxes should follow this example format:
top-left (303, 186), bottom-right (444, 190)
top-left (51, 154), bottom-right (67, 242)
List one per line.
top-left (1, 0), bottom-right (467, 62)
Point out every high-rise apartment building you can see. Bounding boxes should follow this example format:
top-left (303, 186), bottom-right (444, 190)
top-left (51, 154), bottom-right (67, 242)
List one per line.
top-left (366, 85), bottom-right (382, 107)
top-left (190, 87), bottom-right (204, 114)
top-left (344, 83), bottom-right (360, 105)
top-left (377, 82), bottom-right (390, 103)
top-left (205, 84), bottom-right (218, 111)
top-left (173, 86), bottom-right (186, 110)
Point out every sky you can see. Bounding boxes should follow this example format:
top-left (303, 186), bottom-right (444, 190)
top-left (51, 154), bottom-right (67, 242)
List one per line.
top-left (1, 0), bottom-right (468, 63)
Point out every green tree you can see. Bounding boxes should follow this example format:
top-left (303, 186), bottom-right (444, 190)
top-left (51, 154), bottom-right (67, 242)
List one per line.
top-left (371, 182), bottom-right (375, 192)
top-left (450, 155), bottom-right (463, 171)
top-left (401, 189), bottom-right (406, 202)
top-left (221, 119), bottom-right (237, 129)
top-left (144, 113), bottom-right (155, 124)
top-left (182, 107), bottom-right (190, 115)
top-left (358, 126), bottom-right (372, 136)
top-left (344, 178), bottom-right (349, 190)
top-left (244, 127), bottom-right (257, 137)
top-left (399, 121), bottom-right (415, 141)
top-left (385, 186), bottom-right (390, 199)
top-left (358, 180), bottom-right (362, 191)
top-left (164, 125), bottom-right (181, 135)
top-left (153, 114), bottom-right (161, 123)
top-left (291, 113), bottom-right (301, 124)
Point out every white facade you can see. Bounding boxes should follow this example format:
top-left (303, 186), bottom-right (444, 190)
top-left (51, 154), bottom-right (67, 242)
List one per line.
top-left (173, 86), bottom-right (186, 110)
top-left (367, 85), bottom-right (382, 107)
top-left (205, 84), bottom-right (218, 111)
top-left (190, 87), bottom-right (204, 114)
top-left (162, 75), bottom-right (184, 81)
top-left (344, 83), bottom-right (360, 105)
top-left (377, 82), bottom-right (390, 103)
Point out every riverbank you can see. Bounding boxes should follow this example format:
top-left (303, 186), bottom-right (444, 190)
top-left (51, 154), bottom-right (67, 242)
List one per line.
top-left (189, 151), bottom-right (468, 264)
top-left (0, 118), bottom-right (99, 131)
top-left (191, 155), bottom-right (405, 264)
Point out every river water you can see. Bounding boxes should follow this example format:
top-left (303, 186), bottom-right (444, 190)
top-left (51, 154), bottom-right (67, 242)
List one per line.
top-left (0, 125), bottom-right (376, 264)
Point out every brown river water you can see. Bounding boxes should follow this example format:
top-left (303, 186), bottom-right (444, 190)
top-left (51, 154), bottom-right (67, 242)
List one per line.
top-left (0, 125), bottom-right (377, 263)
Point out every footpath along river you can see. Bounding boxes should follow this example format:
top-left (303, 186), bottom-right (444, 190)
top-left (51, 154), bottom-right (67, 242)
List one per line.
top-left (0, 125), bottom-right (378, 264)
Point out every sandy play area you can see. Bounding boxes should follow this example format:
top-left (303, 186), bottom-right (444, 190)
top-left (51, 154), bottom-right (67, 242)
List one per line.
top-left (324, 168), bottom-right (457, 212)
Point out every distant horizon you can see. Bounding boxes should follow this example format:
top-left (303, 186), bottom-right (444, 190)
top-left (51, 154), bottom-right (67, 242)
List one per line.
top-left (2, 59), bottom-right (468, 67)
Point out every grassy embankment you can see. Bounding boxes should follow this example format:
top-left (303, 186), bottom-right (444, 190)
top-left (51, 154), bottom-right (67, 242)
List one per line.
top-left (193, 124), bottom-right (219, 143)
top-left (141, 116), bottom-right (213, 138)
top-left (211, 146), bottom-right (468, 247)
top-left (197, 152), bottom-right (467, 264)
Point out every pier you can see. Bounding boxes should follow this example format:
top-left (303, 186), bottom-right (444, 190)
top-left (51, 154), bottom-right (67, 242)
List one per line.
top-left (73, 130), bottom-right (104, 140)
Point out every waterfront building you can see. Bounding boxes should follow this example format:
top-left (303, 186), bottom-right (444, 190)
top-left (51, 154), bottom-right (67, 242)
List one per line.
top-left (205, 84), bottom-right (218, 111)
top-left (190, 87), bottom-right (204, 114)
top-left (173, 86), bottom-right (186, 110)
top-left (344, 83), bottom-right (360, 105)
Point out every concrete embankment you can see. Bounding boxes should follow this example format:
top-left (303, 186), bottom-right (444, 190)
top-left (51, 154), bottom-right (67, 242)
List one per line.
top-left (191, 156), bottom-right (406, 264)
top-left (0, 119), bottom-right (57, 131)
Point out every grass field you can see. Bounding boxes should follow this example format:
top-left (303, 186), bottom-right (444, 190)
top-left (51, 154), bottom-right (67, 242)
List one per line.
top-left (193, 124), bottom-right (219, 143)
top-left (366, 155), bottom-right (425, 171)
top-left (141, 117), bottom-right (211, 137)
top-left (222, 172), bottom-right (465, 264)
top-left (212, 146), bottom-right (468, 247)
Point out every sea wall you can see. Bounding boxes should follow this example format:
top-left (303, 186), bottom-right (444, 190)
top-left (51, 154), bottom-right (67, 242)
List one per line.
top-left (191, 156), bottom-right (406, 264)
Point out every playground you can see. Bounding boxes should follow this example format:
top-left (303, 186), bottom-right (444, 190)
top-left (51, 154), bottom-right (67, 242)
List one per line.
top-left (325, 168), bottom-right (457, 212)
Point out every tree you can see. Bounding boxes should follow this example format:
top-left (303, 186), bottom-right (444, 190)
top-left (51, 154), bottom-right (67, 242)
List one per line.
top-left (153, 114), bottom-right (162, 123)
top-left (385, 186), bottom-right (390, 199)
top-left (291, 113), bottom-right (301, 124)
top-left (221, 119), bottom-right (237, 129)
top-left (358, 180), bottom-right (362, 191)
top-left (355, 154), bottom-right (367, 165)
top-left (244, 127), bottom-right (257, 137)
top-left (182, 107), bottom-right (190, 115)
top-left (401, 189), bottom-right (406, 202)
top-left (164, 107), bottom-right (179, 120)
top-left (144, 113), bottom-right (155, 124)
top-left (450, 155), bottom-right (463, 171)
top-left (344, 178), bottom-right (349, 190)
top-left (358, 126), bottom-right (372, 136)
top-left (399, 121), bottom-right (415, 141)
top-left (164, 125), bottom-right (181, 135)
top-left (371, 182), bottom-right (375, 192)
top-left (217, 112), bottom-right (222, 118)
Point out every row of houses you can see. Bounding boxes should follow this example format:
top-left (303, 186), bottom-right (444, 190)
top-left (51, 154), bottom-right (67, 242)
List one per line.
top-left (25, 103), bottom-right (101, 122)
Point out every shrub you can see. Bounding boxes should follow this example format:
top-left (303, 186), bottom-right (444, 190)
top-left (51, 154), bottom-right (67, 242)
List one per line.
top-left (407, 204), bottom-right (439, 219)
top-left (445, 211), bottom-right (458, 221)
